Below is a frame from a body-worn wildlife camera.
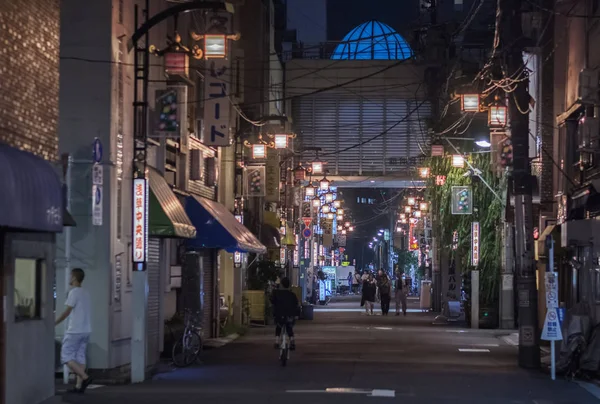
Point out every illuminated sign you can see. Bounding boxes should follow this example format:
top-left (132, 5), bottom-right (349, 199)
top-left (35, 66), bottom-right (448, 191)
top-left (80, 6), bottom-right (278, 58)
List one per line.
top-left (472, 222), bottom-right (480, 266)
top-left (280, 248), bottom-right (286, 266)
top-left (132, 178), bottom-right (148, 266)
top-left (234, 251), bottom-right (242, 267)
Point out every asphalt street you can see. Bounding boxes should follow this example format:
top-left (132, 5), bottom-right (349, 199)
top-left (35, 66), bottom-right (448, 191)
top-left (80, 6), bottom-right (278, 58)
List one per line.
top-left (55, 296), bottom-right (600, 404)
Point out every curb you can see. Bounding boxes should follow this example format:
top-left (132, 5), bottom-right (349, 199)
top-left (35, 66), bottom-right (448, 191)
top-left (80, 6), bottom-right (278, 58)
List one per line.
top-left (203, 333), bottom-right (240, 349)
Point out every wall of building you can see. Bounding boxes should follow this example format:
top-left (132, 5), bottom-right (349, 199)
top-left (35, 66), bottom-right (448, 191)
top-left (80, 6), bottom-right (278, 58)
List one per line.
top-left (0, 0), bottom-right (60, 161)
top-left (4, 233), bottom-right (56, 404)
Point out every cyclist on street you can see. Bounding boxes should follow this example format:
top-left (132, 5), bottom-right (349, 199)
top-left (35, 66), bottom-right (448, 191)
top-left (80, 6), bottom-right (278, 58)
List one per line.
top-left (271, 277), bottom-right (300, 351)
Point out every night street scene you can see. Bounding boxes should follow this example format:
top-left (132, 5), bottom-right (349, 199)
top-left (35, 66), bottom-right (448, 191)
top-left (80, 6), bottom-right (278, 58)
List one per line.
top-left (4, 0), bottom-right (600, 403)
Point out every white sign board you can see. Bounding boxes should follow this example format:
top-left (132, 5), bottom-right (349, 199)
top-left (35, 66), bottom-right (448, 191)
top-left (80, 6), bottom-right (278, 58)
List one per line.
top-left (203, 59), bottom-right (231, 146)
top-left (92, 184), bottom-right (102, 226)
top-left (545, 271), bottom-right (558, 309)
top-left (132, 178), bottom-right (148, 263)
top-left (541, 309), bottom-right (563, 341)
top-left (92, 164), bottom-right (103, 185)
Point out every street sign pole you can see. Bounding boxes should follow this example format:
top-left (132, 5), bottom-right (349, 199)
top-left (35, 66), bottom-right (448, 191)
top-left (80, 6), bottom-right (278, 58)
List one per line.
top-left (542, 235), bottom-right (561, 380)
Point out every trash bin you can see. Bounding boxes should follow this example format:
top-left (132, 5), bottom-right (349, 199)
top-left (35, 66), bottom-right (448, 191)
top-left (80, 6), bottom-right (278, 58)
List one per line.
top-left (301, 304), bottom-right (314, 320)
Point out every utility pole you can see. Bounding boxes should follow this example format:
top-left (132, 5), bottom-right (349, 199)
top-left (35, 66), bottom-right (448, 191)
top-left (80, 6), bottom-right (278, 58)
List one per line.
top-left (498, 0), bottom-right (540, 368)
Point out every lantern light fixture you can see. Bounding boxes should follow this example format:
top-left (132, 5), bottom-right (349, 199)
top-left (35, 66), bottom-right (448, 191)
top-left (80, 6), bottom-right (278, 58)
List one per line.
top-left (342, 229), bottom-right (347, 235)
top-left (321, 204), bottom-right (331, 213)
top-left (312, 196), bottom-right (321, 207)
top-left (405, 206), bottom-right (412, 213)
top-left (461, 94), bottom-right (480, 112)
top-left (274, 134), bottom-right (288, 149)
top-left (325, 192), bottom-right (334, 203)
top-left (293, 164), bottom-right (307, 182)
top-left (419, 167), bottom-right (430, 179)
top-left (345, 222), bottom-right (351, 227)
top-left (396, 227), bottom-right (402, 232)
top-left (337, 214), bottom-right (343, 221)
top-left (337, 208), bottom-right (344, 215)
top-left (333, 200), bottom-right (341, 208)
top-left (337, 225), bottom-right (343, 231)
top-left (319, 177), bottom-right (330, 191)
top-left (488, 105), bottom-right (507, 127)
top-left (452, 154), bottom-right (465, 168)
top-left (252, 143), bottom-right (266, 159)
top-left (419, 202), bottom-right (428, 211)
top-left (414, 210), bottom-right (422, 218)
top-left (204, 34), bottom-right (227, 58)
top-left (304, 185), bottom-right (315, 197)
top-left (327, 212), bottom-right (335, 220)
top-left (399, 213), bottom-right (406, 219)
top-left (311, 161), bottom-right (323, 174)
top-left (400, 219), bottom-right (408, 224)
top-left (407, 197), bottom-right (416, 206)
top-left (348, 226), bottom-right (354, 232)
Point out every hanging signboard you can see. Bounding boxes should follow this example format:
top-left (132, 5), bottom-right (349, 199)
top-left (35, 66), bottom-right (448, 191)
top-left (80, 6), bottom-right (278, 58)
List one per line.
top-left (92, 184), bottom-right (103, 226)
top-left (203, 59), bottom-right (231, 146)
top-left (451, 186), bottom-right (473, 215)
top-left (265, 150), bottom-right (280, 202)
top-left (245, 165), bottom-right (266, 197)
top-left (132, 178), bottom-right (148, 267)
top-left (472, 222), bottom-right (480, 266)
top-left (153, 87), bottom-right (186, 138)
top-left (545, 271), bottom-right (558, 309)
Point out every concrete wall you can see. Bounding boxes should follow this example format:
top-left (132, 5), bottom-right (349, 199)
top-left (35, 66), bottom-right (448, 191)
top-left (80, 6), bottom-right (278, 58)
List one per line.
top-left (58, 0), bottom-right (169, 371)
top-left (4, 233), bottom-right (56, 404)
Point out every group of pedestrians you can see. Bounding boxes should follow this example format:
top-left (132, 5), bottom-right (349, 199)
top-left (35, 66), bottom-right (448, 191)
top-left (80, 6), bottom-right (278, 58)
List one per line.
top-left (359, 269), bottom-right (410, 316)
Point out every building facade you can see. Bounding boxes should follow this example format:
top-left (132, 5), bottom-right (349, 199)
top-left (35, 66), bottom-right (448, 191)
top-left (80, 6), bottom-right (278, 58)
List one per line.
top-left (0, 1), bottom-right (66, 404)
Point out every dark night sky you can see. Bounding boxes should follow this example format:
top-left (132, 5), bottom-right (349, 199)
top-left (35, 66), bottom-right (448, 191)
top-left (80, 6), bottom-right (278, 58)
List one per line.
top-left (326, 0), bottom-right (421, 40)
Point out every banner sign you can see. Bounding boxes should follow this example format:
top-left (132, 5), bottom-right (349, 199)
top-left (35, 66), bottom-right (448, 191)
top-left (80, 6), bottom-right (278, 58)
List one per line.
top-left (132, 178), bottom-right (148, 266)
top-left (203, 59), bottom-right (231, 146)
top-left (472, 222), bottom-right (480, 266)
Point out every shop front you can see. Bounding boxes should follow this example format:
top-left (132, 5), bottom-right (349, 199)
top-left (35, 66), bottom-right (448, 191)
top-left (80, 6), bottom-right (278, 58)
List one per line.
top-left (0, 144), bottom-right (70, 404)
top-left (146, 168), bottom-right (196, 367)
top-left (185, 195), bottom-right (266, 338)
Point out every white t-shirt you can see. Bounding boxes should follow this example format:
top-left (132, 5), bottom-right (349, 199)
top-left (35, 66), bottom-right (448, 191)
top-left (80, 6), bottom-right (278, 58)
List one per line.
top-left (66, 286), bottom-right (91, 334)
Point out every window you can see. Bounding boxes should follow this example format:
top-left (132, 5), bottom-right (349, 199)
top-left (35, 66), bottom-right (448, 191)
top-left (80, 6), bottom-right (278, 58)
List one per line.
top-left (14, 258), bottom-right (44, 321)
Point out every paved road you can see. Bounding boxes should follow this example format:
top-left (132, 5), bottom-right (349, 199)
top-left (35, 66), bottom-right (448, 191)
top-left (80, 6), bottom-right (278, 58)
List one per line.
top-left (57, 297), bottom-right (599, 404)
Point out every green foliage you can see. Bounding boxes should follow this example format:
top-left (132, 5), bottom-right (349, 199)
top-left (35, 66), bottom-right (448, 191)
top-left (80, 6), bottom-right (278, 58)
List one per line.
top-left (247, 260), bottom-right (281, 291)
top-left (394, 248), bottom-right (418, 274)
top-left (425, 154), bottom-right (504, 306)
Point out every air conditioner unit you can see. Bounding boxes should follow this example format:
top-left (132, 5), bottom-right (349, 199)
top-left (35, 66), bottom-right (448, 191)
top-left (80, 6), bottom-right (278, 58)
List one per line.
top-left (578, 68), bottom-right (599, 104)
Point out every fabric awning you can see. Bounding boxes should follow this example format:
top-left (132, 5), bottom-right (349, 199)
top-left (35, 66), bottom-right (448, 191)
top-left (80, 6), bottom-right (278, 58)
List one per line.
top-left (148, 167), bottom-right (196, 239)
top-left (0, 143), bottom-right (64, 232)
top-left (260, 223), bottom-right (281, 248)
top-left (185, 195), bottom-right (266, 254)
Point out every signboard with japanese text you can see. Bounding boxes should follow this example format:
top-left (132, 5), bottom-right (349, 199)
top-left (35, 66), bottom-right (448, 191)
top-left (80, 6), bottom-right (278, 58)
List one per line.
top-left (471, 222), bottom-right (480, 266)
top-left (203, 59), bottom-right (231, 146)
top-left (541, 309), bottom-right (563, 341)
top-left (92, 184), bottom-right (103, 226)
top-left (132, 178), bottom-right (148, 265)
top-left (153, 87), bottom-right (186, 138)
top-left (265, 150), bottom-right (280, 202)
top-left (546, 272), bottom-right (558, 309)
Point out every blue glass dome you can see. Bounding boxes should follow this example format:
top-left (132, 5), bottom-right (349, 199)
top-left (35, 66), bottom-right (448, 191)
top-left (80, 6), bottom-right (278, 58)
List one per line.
top-left (331, 20), bottom-right (414, 60)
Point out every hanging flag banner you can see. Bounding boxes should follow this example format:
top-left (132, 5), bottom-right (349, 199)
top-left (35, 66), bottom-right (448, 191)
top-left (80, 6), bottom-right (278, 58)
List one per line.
top-left (245, 165), bottom-right (266, 197)
top-left (265, 149), bottom-right (280, 202)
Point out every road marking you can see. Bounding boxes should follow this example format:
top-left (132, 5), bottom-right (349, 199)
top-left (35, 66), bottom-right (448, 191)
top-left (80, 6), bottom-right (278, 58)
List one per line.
top-left (577, 381), bottom-right (600, 400)
top-left (374, 327), bottom-right (393, 330)
top-left (473, 343), bottom-right (499, 347)
top-left (287, 388), bottom-right (396, 398)
top-left (458, 348), bottom-right (490, 352)
top-left (313, 308), bottom-right (422, 313)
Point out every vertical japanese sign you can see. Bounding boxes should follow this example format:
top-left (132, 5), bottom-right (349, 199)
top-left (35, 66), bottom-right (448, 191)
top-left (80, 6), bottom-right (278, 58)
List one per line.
top-left (471, 222), bottom-right (480, 266)
top-left (203, 58), bottom-right (231, 146)
top-left (132, 178), bottom-right (148, 266)
top-left (265, 149), bottom-right (280, 202)
top-left (92, 138), bottom-right (103, 226)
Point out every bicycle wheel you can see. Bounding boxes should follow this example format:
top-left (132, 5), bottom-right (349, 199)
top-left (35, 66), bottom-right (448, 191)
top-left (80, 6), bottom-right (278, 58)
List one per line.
top-left (172, 330), bottom-right (202, 367)
top-left (280, 348), bottom-right (288, 367)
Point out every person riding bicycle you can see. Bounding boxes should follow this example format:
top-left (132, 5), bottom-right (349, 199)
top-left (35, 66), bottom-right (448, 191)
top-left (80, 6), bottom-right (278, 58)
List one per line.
top-left (271, 277), bottom-right (300, 351)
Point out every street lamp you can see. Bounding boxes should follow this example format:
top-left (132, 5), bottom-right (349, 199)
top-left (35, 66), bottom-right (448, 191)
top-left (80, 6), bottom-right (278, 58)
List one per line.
top-left (419, 202), bottom-right (428, 211)
top-left (293, 164), bottom-right (307, 182)
top-left (452, 154), bottom-right (465, 168)
top-left (461, 94), bottom-right (480, 112)
top-left (404, 206), bottom-right (412, 214)
top-left (327, 212), bottom-right (335, 220)
top-left (304, 184), bottom-right (315, 197)
top-left (274, 134), bottom-right (288, 149)
top-left (337, 208), bottom-right (344, 215)
top-left (325, 192), bottom-right (334, 203)
top-left (333, 200), bottom-right (341, 208)
top-left (414, 210), bottom-right (422, 218)
top-left (419, 167), bottom-right (430, 178)
top-left (407, 197), bottom-right (416, 206)
top-left (322, 204), bottom-right (330, 213)
top-left (336, 214), bottom-right (343, 221)
top-left (252, 143), bottom-right (266, 159)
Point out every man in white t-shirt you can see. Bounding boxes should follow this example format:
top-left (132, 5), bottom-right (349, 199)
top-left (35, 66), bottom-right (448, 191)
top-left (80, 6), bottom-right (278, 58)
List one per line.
top-left (55, 268), bottom-right (92, 393)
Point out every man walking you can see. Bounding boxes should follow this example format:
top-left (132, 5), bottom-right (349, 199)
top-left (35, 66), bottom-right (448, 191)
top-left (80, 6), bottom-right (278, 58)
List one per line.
top-left (395, 275), bottom-right (409, 316)
top-left (55, 268), bottom-right (93, 393)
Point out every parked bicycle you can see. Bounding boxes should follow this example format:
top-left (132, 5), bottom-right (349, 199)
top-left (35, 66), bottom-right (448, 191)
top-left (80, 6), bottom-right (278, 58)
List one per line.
top-left (172, 310), bottom-right (203, 367)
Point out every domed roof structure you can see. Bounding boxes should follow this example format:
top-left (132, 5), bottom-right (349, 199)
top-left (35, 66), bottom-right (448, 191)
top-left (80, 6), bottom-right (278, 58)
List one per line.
top-left (331, 20), bottom-right (414, 61)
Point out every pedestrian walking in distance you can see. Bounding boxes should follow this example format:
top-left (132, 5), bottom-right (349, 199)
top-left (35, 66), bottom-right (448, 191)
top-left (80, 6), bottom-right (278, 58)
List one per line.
top-left (395, 274), bottom-right (409, 316)
top-left (55, 268), bottom-right (93, 393)
top-left (377, 270), bottom-right (392, 315)
top-left (352, 269), bottom-right (361, 294)
top-left (361, 273), bottom-right (376, 315)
